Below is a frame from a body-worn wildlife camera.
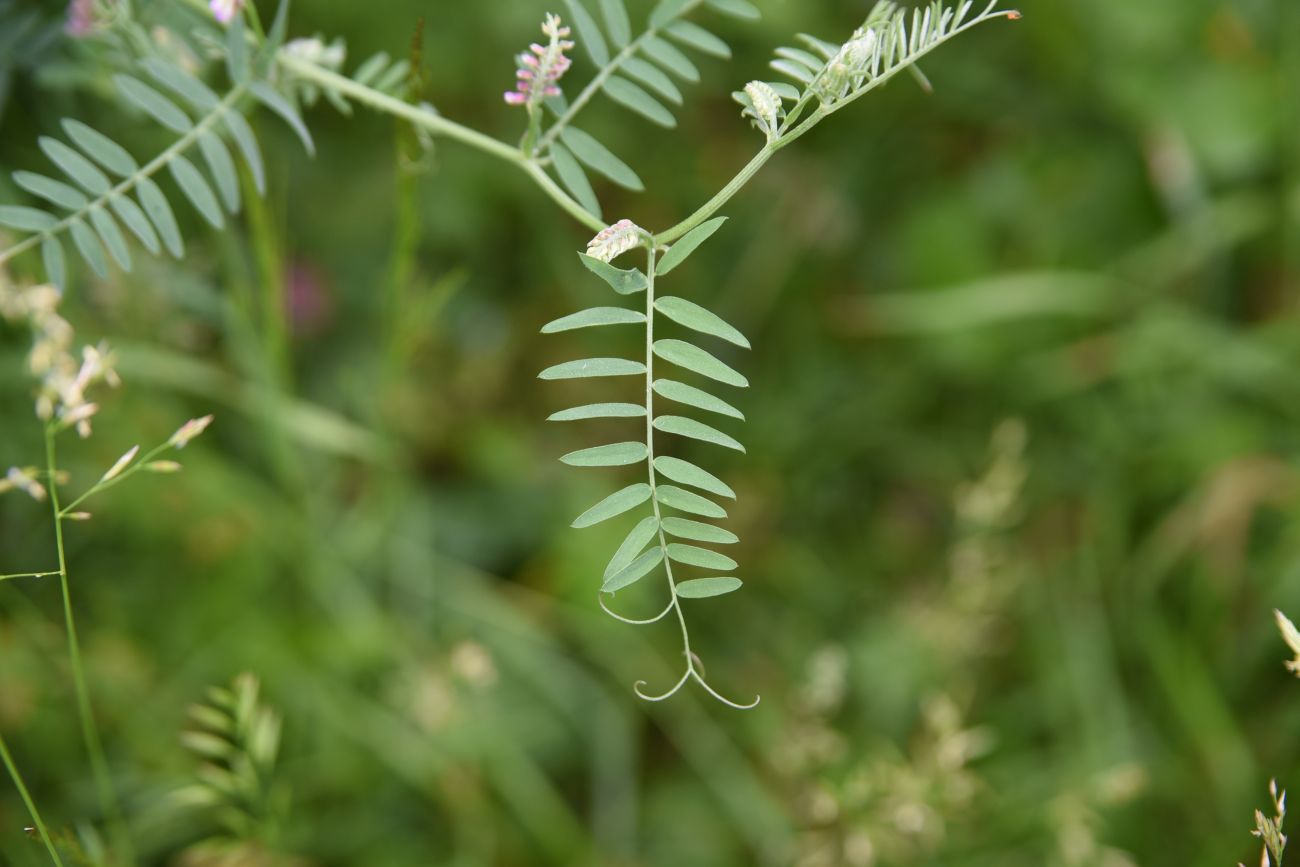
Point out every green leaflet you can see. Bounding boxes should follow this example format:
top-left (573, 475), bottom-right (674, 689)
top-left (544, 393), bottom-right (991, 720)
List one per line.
top-left (653, 456), bottom-right (736, 499)
top-left (657, 216), bottom-right (726, 275)
top-left (578, 253), bottom-right (648, 294)
top-left (13, 172), bottom-right (87, 211)
top-left (539, 358), bottom-right (646, 379)
top-left (641, 36), bottom-right (699, 83)
top-left (198, 131), bottom-right (241, 213)
top-left (705, 0), bottom-right (761, 20)
top-left (549, 141), bottom-right (602, 220)
top-left (88, 206), bottom-right (131, 271)
top-left (549, 403), bottom-right (646, 422)
top-left (603, 76), bottom-right (676, 128)
top-left (620, 57), bottom-right (684, 105)
top-left (560, 127), bottom-right (644, 191)
top-left (0, 206), bottom-right (56, 232)
top-left (655, 484), bottom-right (726, 519)
top-left (599, 0), bottom-right (632, 47)
top-left (776, 46), bottom-right (824, 70)
top-left (655, 296), bottom-right (750, 348)
top-left (226, 12), bottom-right (248, 83)
top-left (675, 577), bottom-right (743, 598)
top-left (62, 120), bottom-right (138, 177)
top-left (68, 217), bottom-right (108, 278)
top-left (41, 237), bottom-right (66, 290)
top-left (771, 59), bottom-right (815, 84)
top-left (40, 137), bottom-right (110, 196)
top-left (603, 546), bottom-right (663, 593)
top-left (653, 339), bottom-right (749, 388)
top-left (224, 111), bottom-right (266, 195)
top-left (660, 517), bottom-right (738, 545)
top-left (541, 307), bottom-right (645, 333)
top-left (654, 415), bottom-right (745, 452)
top-left (562, 0), bottom-right (610, 67)
top-left (572, 483), bottom-right (653, 528)
top-left (652, 379), bottom-right (744, 419)
top-left (605, 516), bottom-right (660, 579)
top-left (666, 21), bottom-right (731, 58)
top-left (109, 195), bottom-right (161, 255)
top-left (115, 75), bottom-right (192, 134)
top-left (250, 83), bottom-right (315, 155)
top-left (560, 442), bottom-right (649, 467)
top-left (142, 58), bottom-right (220, 111)
top-left (169, 155), bottom-right (224, 229)
top-left (353, 52), bottom-right (390, 86)
top-left (136, 177), bottom-right (183, 258)
top-left (665, 543), bottom-right (738, 572)
top-left (649, 0), bottom-right (690, 27)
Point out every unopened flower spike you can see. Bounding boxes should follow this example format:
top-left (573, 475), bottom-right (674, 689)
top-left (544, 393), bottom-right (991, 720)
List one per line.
top-left (210, 0), bottom-right (245, 25)
top-left (585, 219), bottom-right (645, 263)
top-left (504, 13), bottom-right (574, 111)
top-left (742, 81), bottom-right (784, 142)
top-left (170, 415), bottom-right (214, 449)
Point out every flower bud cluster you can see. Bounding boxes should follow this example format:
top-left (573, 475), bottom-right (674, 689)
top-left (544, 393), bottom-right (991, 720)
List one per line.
top-left (504, 14), bottom-right (574, 111)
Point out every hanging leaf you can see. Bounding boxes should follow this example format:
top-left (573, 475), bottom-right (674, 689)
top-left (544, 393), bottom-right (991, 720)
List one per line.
top-left (572, 483), bottom-right (653, 528)
top-left (653, 339), bottom-right (748, 387)
top-left (224, 111), bottom-right (265, 195)
top-left (198, 131), bottom-right (241, 213)
top-left (655, 296), bottom-right (750, 348)
top-left (603, 76), bottom-right (676, 128)
top-left (578, 253), bottom-right (648, 294)
top-left (549, 403), bottom-right (646, 422)
top-left (653, 455), bottom-right (736, 499)
top-left (603, 546), bottom-right (663, 593)
top-left (660, 517), bottom-right (738, 544)
top-left (40, 137), bottom-right (110, 196)
top-left (250, 83), bottom-right (315, 155)
top-left (619, 57), bottom-right (684, 104)
top-left (599, 0), bottom-right (632, 47)
top-left (13, 172), bottom-right (88, 211)
top-left (666, 21), bottom-right (731, 58)
top-left (62, 119), bottom-right (138, 177)
top-left (605, 516), bottom-right (660, 580)
top-left (41, 236), bottom-right (66, 290)
top-left (540, 358), bottom-right (646, 379)
top-left (550, 141), bottom-right (602, 220)
top-left (560, 127), bottom-right (644, 191)
top-left (657, 216), bottom-right (726, 275)
top-left (68, 217), bottom-right (108, 278)
top-left (562, 0), bottom-right (610, 67)
top-left (542, 307), bottom-right (645, 333)
top-left (109, 195), bottom-right (161, 255)
top-left (665, 544), bottom-right (738, 571)
top-left (652, 378), bottom-right (744, 419)
top-left (641, 36), bottom-right (699, 82)
top-left (88, 206), bottom-right (131, 271)
top-left (0, 206), bottom-right (57, 232)
top-left (675, 577), bottom-right (742, 598)
top-left (169, 155), bottom-right (224, 229)
top-left (115, 75), bottom-right (192, 133)
top-left (560, 442), bottom-right (649, 467)
top-left (655, 484), bottom-right (726, 519)
top-left (654, 415), bottom-right (745, 452)
top-left (136, 177), bottom-right (184, 258)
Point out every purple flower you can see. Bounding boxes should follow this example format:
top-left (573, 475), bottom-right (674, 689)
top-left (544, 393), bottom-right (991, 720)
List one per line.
top-left (504, 13), bottom-right (574, 110)
top-left (209, 0), bottom-right (244, 25)
top-left (64, 0), bottom-right (97, 38)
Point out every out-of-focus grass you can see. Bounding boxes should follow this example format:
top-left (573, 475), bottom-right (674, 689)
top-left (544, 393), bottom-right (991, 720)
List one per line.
top-left (1, 0), bottom-right (1298, 864)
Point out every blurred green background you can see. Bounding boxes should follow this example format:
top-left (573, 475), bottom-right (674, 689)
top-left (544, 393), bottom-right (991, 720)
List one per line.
top-left (1, 0), bottom-right (1298, 864)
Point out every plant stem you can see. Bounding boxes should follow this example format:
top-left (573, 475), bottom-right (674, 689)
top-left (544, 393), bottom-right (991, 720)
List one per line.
top-left (0, 571), bottom-right (61, 582)
top-left (277, 55), bottom-right (605, 232)
top-left (58, 441), bottom-right (172, 517)
top-left (44, 426), bottom-right (134, 866)
top-left (0, 733), bottom-right (66, 867)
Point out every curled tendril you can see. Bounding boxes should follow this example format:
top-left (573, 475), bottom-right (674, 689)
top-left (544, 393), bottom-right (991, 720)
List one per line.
top-left (632, 664), bottom-right (761, 709)
top-left (598, 593), bottom-right (675, 625)
top-left (633, 669), bottom-right (692, 702)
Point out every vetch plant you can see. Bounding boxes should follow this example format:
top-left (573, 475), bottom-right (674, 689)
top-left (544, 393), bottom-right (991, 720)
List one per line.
top-left (0, 0), bottom-right (1019, 713)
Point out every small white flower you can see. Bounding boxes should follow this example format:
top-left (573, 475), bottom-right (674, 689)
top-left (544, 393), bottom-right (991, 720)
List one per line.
top-left (1, 467), bottom-right (47, 502)
top-left (99, 445), bottom-right (139, 484)
top-left (585, 219), bottom-right (645, 263)
top-left (170, 415), bottom-right (214, 449)
top-left (145, 460), bottom-right (183, 473)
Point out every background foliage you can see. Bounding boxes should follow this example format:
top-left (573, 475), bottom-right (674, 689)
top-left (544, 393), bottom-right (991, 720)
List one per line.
top-left (1, 0), bottom-right (1297, 864)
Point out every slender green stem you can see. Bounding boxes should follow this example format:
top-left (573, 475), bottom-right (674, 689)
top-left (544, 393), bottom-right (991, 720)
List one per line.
top-left (536, 0), bottom-right (707, 153)
top-left (58, 441), bottom-right (172, 517)
top-left (0, 733), bottom-right (66, 867)
top-left (278, 55), bottom-right (604, 232)
top-left (1, 571), bottom-right (61, 582)
top-left (0, 87), bottom-right (246, 271)
top-left (44, 426), bottom-right (135, 866)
